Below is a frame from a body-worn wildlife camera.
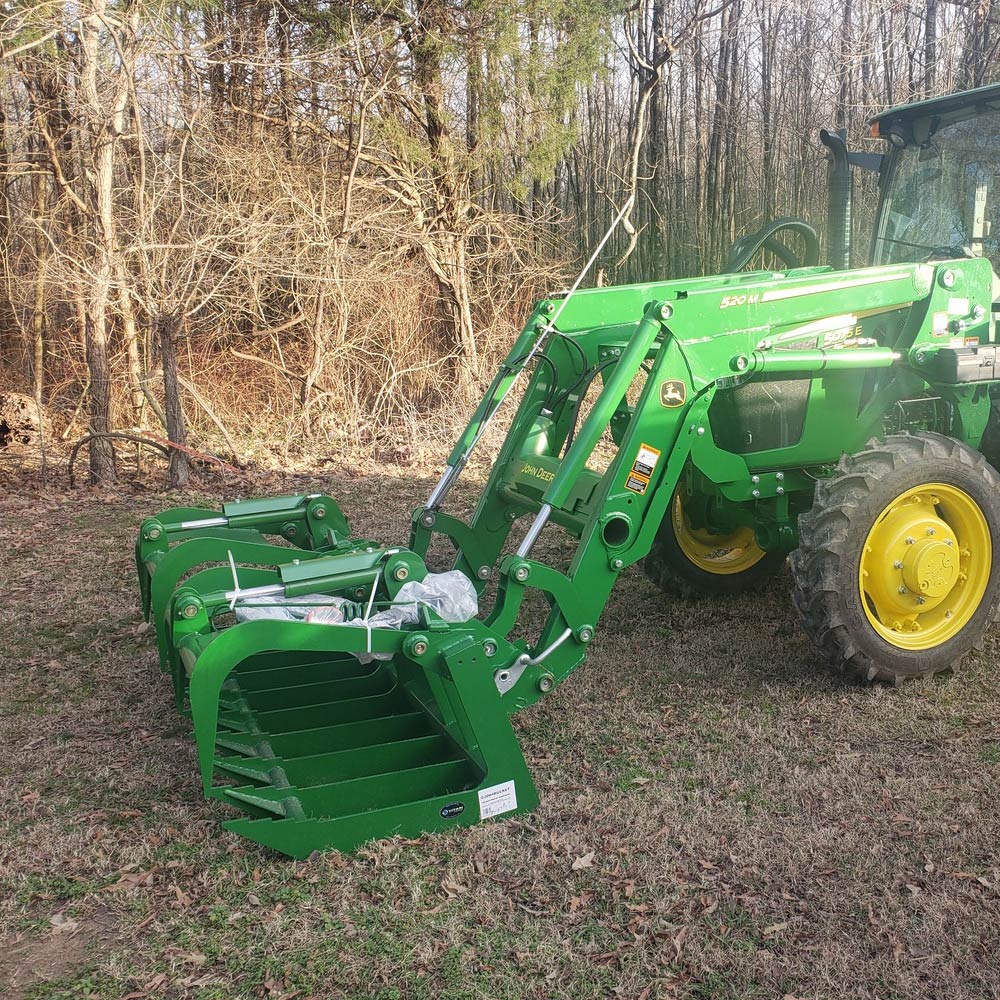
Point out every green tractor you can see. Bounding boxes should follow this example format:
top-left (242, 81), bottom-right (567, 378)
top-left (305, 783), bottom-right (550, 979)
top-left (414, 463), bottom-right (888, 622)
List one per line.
top-left (137, 85), bottom-right (1000, 857)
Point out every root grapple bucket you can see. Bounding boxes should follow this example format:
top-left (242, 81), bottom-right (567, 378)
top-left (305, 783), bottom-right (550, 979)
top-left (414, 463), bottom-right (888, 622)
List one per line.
top-left (137, 501), bottom-right (540, 858)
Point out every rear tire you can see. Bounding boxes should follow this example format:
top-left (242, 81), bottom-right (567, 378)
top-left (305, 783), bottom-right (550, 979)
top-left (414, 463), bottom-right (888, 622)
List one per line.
top-left (644, 488), bottom-right (785, 598)
top-left (791, 432), bottom-right (1000, 684)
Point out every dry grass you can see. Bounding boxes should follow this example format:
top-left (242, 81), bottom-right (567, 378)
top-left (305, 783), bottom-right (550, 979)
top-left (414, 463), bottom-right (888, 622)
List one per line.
top-left (2, 460), bottom-right (1000, 1000)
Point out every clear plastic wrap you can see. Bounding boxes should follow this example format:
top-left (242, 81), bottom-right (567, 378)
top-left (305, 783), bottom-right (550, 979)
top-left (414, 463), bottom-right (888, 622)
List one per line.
top-left (231, 572), bottom-right (478, 663)
top-left (235, 594), bottom-right (349, 624)
top-left (307, 570), bottom-right (479, 662)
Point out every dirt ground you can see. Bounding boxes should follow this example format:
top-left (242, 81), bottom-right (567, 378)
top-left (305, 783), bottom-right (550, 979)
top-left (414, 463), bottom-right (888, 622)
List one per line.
top-left (2, 461), bottom-right (999, 999)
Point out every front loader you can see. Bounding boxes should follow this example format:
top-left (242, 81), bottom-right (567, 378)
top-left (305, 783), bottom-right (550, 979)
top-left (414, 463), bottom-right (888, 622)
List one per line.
top-left (136, 85), bottom-right (1000, 857)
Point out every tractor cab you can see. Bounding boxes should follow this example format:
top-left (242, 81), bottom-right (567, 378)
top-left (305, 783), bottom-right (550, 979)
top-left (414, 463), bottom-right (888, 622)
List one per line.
top-left (870, 84), bottom-right (1000, 290)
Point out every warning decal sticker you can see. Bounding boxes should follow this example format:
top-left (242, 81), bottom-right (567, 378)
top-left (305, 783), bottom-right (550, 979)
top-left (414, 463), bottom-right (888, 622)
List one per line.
top-left (478, 780), bottom-right (518, 819)
top-left (632, 444), bottom-right (661, 478)
top-left (625, 442), bottom-right (660, 495)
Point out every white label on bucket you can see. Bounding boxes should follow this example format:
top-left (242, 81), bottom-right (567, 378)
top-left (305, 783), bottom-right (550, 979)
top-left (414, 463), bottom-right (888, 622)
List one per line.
top-left (478, 780), bottom-right (517, 819)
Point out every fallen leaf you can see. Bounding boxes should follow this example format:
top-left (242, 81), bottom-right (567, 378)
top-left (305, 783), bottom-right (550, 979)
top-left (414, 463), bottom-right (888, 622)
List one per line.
top-left (49, 912), bottom-right (79, 935)
top-left (440, 877), bottom-right (467, 898)
top-left (672, 926), bottom-right (688, 960)
top-left (572, 851), bottom-right (595, 871)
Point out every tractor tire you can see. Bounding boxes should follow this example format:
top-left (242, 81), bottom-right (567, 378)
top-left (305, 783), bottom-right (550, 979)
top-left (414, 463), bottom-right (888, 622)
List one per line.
top-left (643, 488), bottom-right (785, 598)
top-left (976, 402), bottom-right (1000, 472)
top-left (791, 432), bottom-right (1000, 684)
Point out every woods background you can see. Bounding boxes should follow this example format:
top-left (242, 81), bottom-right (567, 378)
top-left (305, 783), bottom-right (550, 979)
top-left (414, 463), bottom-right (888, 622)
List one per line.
top-left (0, 0), bottom-right (997, 482)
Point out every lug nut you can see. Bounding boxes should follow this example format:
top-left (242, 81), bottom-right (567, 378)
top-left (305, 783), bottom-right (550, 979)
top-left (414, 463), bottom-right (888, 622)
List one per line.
top-left (905, 536), bottom-right (915, 545)
top-left (916, 596), bottom-right (926, 605)
top-left (394, 565), bottom-right (409, 581)
top-left (412, 640), bottom-right (428, 656)
top-left (893, 561), bottom-right (903, 569)
top-left (898, 586), bottom-right (907, 594)
top-left (612, 558), bottom-right (624, 570)
top-left (927, 527), bottom-right (936, 536)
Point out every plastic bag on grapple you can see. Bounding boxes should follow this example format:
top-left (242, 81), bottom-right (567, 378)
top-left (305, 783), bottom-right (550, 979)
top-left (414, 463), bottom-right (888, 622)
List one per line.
top-left (306, 570), bottom-right (478, 662)
top-left (235, 594), bottom-right (349, 624)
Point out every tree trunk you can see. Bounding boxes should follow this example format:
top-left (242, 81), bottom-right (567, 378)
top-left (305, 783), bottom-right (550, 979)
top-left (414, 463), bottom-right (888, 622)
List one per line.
top-left (30, 166), bottom-right (49, 402)
top-left (85, 312), bottom-right (117, 482)
top-left (157, 312), bottom-right (190, 487)
top-left (924, 0), bottom-right (937, 97)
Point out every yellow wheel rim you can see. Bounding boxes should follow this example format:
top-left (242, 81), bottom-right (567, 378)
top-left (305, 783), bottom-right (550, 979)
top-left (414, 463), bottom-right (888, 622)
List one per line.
top-left (672, 492), bottom-right (768, 575)
top-left (858, 482), bottom-right (991, 651)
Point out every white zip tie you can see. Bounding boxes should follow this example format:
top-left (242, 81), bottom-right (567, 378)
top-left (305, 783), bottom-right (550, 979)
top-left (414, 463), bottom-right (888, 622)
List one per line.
top-left (362, 570), bottom-right (381, 655)
top-left (227, 550), bottom-right (241, 611)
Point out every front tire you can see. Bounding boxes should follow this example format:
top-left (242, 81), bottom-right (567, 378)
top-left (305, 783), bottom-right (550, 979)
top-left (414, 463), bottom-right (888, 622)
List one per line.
top-left (791, 432), bottom-right (1000, 684)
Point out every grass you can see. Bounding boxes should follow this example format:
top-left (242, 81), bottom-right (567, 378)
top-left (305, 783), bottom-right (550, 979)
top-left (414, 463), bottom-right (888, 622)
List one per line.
top-left (1, 460), bottom-right (1000, 999)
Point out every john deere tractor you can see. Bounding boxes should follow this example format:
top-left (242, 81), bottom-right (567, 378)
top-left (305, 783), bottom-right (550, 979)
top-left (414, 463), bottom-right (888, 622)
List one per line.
top-left (137, 85), bottom-right (1000, 857)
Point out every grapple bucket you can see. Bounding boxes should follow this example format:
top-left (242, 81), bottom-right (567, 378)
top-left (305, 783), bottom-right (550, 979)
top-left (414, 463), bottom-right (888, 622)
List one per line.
top-left (159, 545), bottom-right (538, 859)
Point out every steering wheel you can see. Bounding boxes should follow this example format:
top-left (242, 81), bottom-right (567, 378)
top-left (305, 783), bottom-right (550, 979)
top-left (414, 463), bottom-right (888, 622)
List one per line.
top-left (725, 217), bottom-right (821, 273)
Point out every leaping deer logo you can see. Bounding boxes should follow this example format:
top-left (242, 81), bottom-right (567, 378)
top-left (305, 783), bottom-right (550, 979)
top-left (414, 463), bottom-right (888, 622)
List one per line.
top-left (660, 380), bottom-right (686, 407)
